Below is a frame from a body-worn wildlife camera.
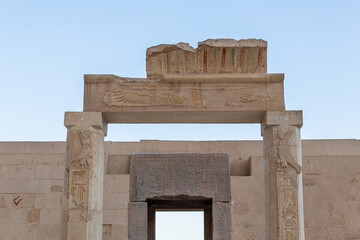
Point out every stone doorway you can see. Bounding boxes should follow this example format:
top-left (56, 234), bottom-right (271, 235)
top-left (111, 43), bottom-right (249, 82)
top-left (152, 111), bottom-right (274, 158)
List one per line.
top-left (149, 200), bottom-right (211, 240)
top-left (63, 39), bottom-right (305, 240)
top-left (129, 153), bottom-right (231, 240)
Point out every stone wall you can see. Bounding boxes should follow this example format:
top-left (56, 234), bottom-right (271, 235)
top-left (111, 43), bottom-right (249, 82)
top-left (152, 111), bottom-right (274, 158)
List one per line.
top-left (1, 139), bottom-right (359, 239)
top-left (0, 142), bottom-right (67, 240)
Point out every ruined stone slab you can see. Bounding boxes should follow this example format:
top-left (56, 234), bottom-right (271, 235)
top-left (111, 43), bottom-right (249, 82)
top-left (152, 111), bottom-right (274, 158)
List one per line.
top-left (146, 42), bottom-right (197, 77)
top-left (146, 39), bottom-right (267, 77)
top-left (128, 202), bottom-right (147, 240)
top-left (130, 153), bottom-right (230, 202)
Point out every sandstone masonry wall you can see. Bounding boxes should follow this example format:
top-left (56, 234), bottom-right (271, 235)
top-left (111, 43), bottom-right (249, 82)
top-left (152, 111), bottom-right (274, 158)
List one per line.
top-left (0, 139), bottom-right (359, 240)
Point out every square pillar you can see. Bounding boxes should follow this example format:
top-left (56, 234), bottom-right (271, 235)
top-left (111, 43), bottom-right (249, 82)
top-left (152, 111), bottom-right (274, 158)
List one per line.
top-left (261, 111), bottom-right (305, 240)
top-left (64, 112), bottom-right (107, 240)
top-left (212, 202), bottom-right (231, 240)
top-left (129, 202), bottom-right (148, 240)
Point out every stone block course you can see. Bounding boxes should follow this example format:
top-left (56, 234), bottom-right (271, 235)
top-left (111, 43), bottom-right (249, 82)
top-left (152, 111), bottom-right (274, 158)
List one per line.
top-left (104, 175), bottom-right (129, 194)
top-left (25, 142), bottom-right (55, 154)
top-left (0, 142), bottom-right (26, 154)
top-left (103, 193), bottom-right (128, 210)
top-left (39, 209), bottom-right (61, 224)
top-left (103, 209), bottom-right (127, 225)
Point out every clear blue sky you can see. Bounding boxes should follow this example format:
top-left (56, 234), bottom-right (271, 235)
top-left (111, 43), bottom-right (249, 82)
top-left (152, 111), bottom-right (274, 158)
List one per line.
top-left (0, 0), bottom-right (359, 141)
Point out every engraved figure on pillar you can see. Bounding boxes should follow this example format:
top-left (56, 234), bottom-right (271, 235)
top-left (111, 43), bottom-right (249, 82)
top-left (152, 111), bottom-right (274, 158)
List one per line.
top-left (262, 111), bottom-right (305, 240)
top-left (64, 112), bottom-right (106, 240)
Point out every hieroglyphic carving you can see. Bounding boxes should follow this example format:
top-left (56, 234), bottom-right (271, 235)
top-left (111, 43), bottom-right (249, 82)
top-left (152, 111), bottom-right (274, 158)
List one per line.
top-left (278, 171), bottom-right (299, 240)
top-left (66, 131), bottom-right (92, 209)
top-left (69, 169), bottom-right (88, 208)
top-left (273, 131), bottom-right (302, 173)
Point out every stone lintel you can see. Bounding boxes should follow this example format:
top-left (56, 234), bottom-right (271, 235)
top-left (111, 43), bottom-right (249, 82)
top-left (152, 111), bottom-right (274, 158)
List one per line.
top-left (130, 153), bottom-right (231, 202)
top-left (261, 111), bottom-right (303, 135)
top-left (64, 112), bottom-right (108, 135)
top-left (83, 73), bottom-right (285, 122)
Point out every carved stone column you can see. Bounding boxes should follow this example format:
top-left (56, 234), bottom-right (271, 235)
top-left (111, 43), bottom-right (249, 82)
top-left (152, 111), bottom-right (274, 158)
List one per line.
top-left (261, 111), bottom-right (305, 240)
top-left (64, 112), bottom-right (107, 240)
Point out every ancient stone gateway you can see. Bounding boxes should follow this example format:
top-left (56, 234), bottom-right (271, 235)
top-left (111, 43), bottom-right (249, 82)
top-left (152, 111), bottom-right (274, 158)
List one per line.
top-left (64, 39), bottom-right (305, 240)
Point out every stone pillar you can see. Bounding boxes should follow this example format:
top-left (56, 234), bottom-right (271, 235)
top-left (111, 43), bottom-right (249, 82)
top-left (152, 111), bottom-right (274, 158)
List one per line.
top-left (261, 111), bottom-right (305, 240)
top-left (64, 112), bottom-right (107, 240)
top-left (129, 202), bottom-right (148, 240)
top-left (212, 202), bottom-right (231, 240)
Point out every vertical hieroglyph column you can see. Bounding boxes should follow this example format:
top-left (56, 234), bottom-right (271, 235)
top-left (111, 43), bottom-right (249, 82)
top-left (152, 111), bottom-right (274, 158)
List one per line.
top-left (261, 111), bottom-right (305, 240)
top-left (64, 112), bottom-right (107, 240)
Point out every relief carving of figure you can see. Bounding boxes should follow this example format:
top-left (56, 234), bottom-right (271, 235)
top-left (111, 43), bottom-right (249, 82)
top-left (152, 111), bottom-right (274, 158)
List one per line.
top-left (275, 131), bottom-right (302, 173)
top-left (66, 131), bottom-right (92, 208)
top-left (102, 89), bottom-right (152, 107)
top-left (66, 131), bottom-right (92, 169)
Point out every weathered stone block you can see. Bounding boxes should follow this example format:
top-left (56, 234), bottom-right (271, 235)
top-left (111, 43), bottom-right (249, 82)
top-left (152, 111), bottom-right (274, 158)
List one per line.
top-left (104, 175), bottom-right (129, 194)
top-left (130, 153), bottom-right (230, 202)
top-left (103, 209), bottom-right (127, 225)
top-left (44, 193), bottom-right (62, 209)
top-left (128, 202), bottom-right (147, 240)
top-left (213, 202), bottom-right (231, 240)
top-left (40, 209), bottom-right (61, 224)
top-left (104, 193), bottom-right (128, 210)
top-left (146, 42), bottom-right (198, 77)
top-left (197, 39), bottom-right (267, 74)
top-left (37, 224), bottom-right (61, 240)
top-left (111, 224), bottom-right (128, 240)
top-left (102, 224), bottom-right (111, 240)
top-left (27, 209), bottom-right (40, 223)
top-left (146, 39), bottom-right (267, 78)
top-left (107, 155), bottom-right (130, 174)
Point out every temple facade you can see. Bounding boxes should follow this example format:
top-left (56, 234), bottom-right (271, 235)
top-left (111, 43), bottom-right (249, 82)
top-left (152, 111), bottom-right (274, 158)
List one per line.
top-left (0, 39), bottom-right (359, 240)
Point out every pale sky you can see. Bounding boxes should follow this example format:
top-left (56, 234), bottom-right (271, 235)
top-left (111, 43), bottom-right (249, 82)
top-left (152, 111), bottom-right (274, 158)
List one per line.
top-left (0, 0), bottom-right (359, 141)
top-left (1, 1), bottom-right (359, 239)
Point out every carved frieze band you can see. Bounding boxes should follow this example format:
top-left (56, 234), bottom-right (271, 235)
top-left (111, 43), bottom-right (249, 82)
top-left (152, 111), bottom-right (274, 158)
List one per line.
top-left (101, 80), bottom-right (273, 109)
